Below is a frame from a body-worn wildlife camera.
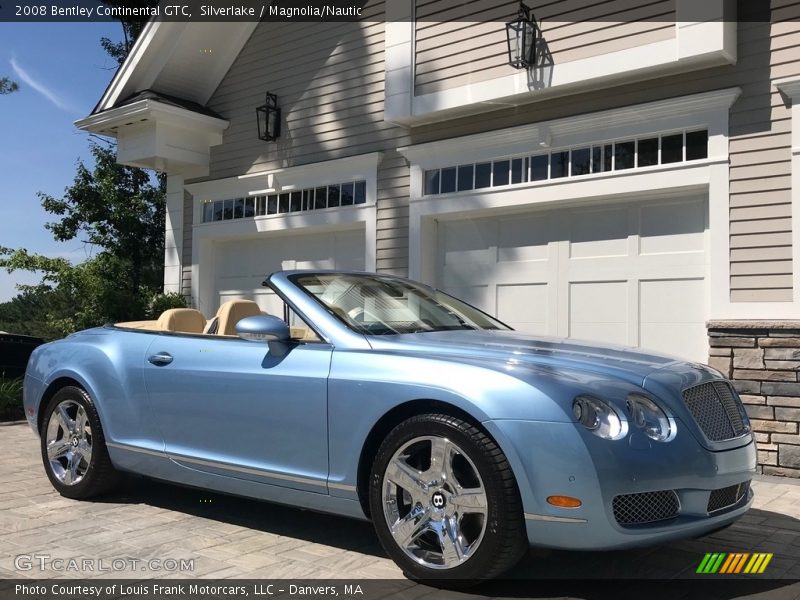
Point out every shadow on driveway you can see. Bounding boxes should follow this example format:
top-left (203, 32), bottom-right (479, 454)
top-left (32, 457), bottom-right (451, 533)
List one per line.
top-left (97, 477), bottom-right (800, 599)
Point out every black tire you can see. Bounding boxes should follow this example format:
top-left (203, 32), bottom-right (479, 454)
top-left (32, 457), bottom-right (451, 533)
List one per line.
top-left (40, 386), bottom-right (121, 499)
top-left (369, 413), bottom-right (527, 585)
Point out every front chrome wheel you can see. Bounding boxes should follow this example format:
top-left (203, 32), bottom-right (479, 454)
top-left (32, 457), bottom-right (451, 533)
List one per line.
top-left (45, 399), bottom-right (93, 486)
top-left (381, 435), bottom-right (488, 570)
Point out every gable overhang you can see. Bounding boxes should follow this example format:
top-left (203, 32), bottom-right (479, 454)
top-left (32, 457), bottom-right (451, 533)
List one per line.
top-left (76, 99), bottom-right (229, 176)
top-left (95, 21), bottom-right (258, 114)
top-left (75, 19), bottom-right (255, 176)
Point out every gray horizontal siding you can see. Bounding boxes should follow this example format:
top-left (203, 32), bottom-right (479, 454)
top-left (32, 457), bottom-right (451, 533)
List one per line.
top-left (181, 189), bottom-right (193, 301)
top-left (414, 0), bottom-right (675, 96)
top-left (195, 0), bottom-right (411, 280)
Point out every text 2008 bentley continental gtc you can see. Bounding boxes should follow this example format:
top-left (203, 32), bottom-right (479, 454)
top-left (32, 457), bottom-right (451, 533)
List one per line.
top-left (24, 271), bottom-right (756, 582)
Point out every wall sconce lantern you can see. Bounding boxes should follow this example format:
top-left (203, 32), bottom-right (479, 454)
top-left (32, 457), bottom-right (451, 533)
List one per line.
top-left (256, 92), bottom-right (281, 141)
top-left (506, 2), bottom-right (538, 69)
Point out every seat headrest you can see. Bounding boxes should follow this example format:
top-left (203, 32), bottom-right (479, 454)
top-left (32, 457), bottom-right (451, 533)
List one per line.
top-left (157, 309), bottom-right (206, 334)
top-left (215, 299), bottom-right (263, 336)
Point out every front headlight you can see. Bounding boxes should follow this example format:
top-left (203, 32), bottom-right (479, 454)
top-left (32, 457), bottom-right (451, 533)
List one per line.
top-left (626, 393), bottom-right (675, 442)
top-left (572, 395), bottom-right (626, 440)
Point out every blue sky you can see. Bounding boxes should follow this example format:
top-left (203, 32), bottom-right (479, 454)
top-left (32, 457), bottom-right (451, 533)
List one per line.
top-left (0, 22), bottom-right (122, 301)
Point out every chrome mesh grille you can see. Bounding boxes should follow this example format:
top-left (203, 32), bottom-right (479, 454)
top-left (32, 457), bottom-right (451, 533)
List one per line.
top-left (612, 490), bottom-right (680, 527)
top-left (682, 381), bottom-right (748, 442)
top-left (714, 382), bottom-right (746, 434)
top-left (707, 481), bottom-right (750, 513)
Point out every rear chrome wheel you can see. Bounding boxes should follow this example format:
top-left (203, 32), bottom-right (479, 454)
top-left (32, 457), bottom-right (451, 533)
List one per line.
top-left (40, 386), bottom-right (120, 499)
top-left (382, 436), bottom-right (488, 569)
top-left (45, 400), bottom-right (93, 485)
top-left (369, 414), bottom-right (527, 584)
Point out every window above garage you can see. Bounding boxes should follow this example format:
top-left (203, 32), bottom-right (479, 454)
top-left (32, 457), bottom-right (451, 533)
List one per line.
top-left (423, 129), bottom-right (708, 196)
top-left (201, 180), bottom-right (367, 223)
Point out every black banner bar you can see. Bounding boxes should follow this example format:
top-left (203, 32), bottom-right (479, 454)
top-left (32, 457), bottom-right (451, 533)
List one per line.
top-left (1, 579), bottom-right (799, 600)
top-left (0, 0), bottom-right (789, 23)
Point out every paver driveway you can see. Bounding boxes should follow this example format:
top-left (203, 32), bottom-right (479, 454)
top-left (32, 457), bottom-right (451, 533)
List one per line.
top-left (2, 421), bottom-right (800, 598)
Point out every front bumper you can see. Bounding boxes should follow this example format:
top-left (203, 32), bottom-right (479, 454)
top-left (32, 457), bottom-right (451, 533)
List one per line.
top-left (484, 419), bottom-right (757, 550)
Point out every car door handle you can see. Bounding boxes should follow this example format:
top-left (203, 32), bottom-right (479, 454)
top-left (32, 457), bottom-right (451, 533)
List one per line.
top-left (148, 352), bottom-right (173, 366)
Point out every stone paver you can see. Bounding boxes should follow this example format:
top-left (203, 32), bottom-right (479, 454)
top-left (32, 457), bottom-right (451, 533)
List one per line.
top-left (2, 421), bottom-right (800, 598)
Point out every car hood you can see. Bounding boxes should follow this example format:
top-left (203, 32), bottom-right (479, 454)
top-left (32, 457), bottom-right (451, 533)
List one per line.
top-left (367, 330), bottom-right (687, 388)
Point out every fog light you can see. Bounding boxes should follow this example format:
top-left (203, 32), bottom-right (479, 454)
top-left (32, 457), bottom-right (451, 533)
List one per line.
top-left (547, 495), bottom-right (582, 508)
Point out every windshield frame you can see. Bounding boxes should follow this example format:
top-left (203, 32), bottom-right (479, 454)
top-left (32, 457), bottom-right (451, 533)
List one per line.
top-left (287, 272), bottom-right (511, 336)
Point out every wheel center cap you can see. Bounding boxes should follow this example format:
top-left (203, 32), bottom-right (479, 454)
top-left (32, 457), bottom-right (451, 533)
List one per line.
top-left (71, 437), bottom-right (79, 447)
top-left (431, 490), bottom-right (446, 509)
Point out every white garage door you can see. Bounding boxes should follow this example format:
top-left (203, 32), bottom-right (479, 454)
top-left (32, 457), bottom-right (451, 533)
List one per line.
top-left (214, 227), bottom-right (365, 315)
top-left (438, 195), bottom-right (709, 362)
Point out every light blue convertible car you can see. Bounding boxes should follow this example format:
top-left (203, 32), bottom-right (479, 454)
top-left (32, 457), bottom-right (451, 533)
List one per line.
top-left (24, 271), bottom-right (756, 582)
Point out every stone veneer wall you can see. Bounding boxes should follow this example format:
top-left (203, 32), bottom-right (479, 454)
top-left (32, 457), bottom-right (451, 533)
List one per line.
top-left (708, 321), bottom-right (800, 477)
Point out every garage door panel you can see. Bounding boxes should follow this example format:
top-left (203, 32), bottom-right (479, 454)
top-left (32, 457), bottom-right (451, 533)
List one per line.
top-left (444, 285), bottom-right (489, 313)
top-left (569, 281), bottom-right (628, 345)
top-left (568, 206), bottom-right (630, 259)
top-left (441, 220), bottom-right (496, 266)
top-left (640, 197), bottom-right (706, 255)
top-left (497, 283), bottom-right (548, 334)
top-left (640, 323), bottom-right (706, 361)
top-left (639, 278), bottom-right (706, 360)
top-left (436, 195), bottom-right (709, 362)
top-left (487, 262), bottom-right (550, 284)
top-left (497, 214), bottom-right (554, 263)
top-left (214, 228), bottom-right (364, 313)
top-left (640, 279), bottom-right (706, 322)
top-left (568, 258), bottom-right (707, 282)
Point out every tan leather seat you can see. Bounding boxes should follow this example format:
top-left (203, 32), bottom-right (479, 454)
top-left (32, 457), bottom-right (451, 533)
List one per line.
top-left (156, 309), bottom-right (206, 334)
top-left (290, 326), bottom-right (320, 341)
top-left (207, 299), bottom-right (263, 336)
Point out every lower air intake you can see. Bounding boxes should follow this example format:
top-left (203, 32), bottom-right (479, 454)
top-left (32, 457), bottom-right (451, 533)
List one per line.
top-left (613, 490), bottom-right (680, 527)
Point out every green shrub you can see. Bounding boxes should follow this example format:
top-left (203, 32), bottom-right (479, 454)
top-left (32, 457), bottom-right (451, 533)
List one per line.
top-left (147, 292), bottom-right (188, 319)
top-left (0, 377), bottom-right (24, 422)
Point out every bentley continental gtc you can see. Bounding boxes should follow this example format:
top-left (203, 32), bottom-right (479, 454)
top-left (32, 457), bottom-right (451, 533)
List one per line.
top-left (23, 271), bottom-right (756, 581)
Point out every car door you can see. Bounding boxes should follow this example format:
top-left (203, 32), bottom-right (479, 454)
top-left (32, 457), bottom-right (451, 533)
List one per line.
top-left (142, 332), bottom-right (332, 494)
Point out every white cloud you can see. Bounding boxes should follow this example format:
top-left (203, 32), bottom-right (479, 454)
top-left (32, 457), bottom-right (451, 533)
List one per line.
top-left (9, 57), bottom-right (74, 112)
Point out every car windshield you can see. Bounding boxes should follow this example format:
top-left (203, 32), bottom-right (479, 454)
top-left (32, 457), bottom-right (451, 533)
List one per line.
top-left (290, 273), bottom-right (509, 335)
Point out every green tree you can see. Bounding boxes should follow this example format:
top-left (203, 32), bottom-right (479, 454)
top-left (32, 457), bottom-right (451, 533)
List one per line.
top-left (0, 77), bottom-right (19, 94)
top-left (0, 9), bottom-right (170, 338)
top-left (39, 143), bottom-right (166, 302)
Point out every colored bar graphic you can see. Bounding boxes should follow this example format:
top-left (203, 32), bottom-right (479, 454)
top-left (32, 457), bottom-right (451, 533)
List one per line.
top-left (758, 553), bottom-right (773, 573)
top-left (744, 554), bottom-right (760, 574)
top-left (697, 553), bottom-right (714, 573)
top-left (732, 553), bottom-right (750, 573)
top-left (719, 553), bottom-right (736, 574)
top-left (699, 552), bottom-right (773, 574)
top-left (711, 553), bottom-right (726, 573)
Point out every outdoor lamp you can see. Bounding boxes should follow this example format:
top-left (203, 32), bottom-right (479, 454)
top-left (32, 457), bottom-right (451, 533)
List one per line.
top-left (256, 92), bottom-right (281, 141)
top-left (506, 1), bottom-right (538, 69)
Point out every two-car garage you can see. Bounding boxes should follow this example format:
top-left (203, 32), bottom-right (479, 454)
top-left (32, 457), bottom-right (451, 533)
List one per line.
top-left (206, 193), bottom-right (709, 363)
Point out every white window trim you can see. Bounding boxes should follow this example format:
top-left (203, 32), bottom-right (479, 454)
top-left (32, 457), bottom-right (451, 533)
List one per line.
top-left (385, 1), bottom-right (736, 125)
top-left (398, 88), bottom-right (800, 321)
top-left (186, 153), bottom-right (380, 316)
